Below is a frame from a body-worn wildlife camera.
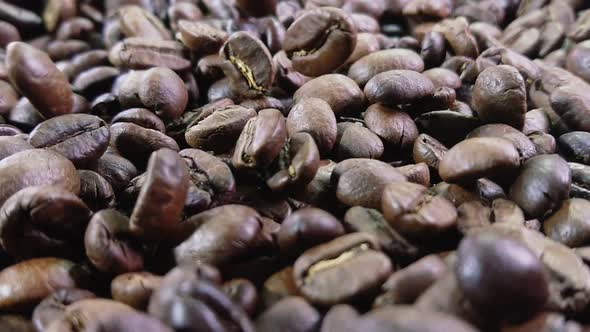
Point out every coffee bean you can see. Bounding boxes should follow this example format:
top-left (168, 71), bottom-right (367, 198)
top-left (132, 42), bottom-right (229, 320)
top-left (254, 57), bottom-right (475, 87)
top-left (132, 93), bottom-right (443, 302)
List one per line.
top-left (364, 103), bottom-right (418, 150)
top-left (0, 136), bottom-right (33, 162)
top-left (558, 131), bottom-right (590, 165)
top-left (294, 232), bottom-right (392, 306)
top-left (223, 278), bottom-right (258, 316)
top-left (118, 5), bottom-right (171, 40)
top-left (6, 42), bottom-right (73, 118)
top-left (32, 289), bottom-right (96, 332)
top-left (294, 74), bottom-right (364, 115)
top-left (111, 108), bottom-right (166, 133)
top-left (284, 7), bottom-right (356, 76)
top-left (348, 49), bottom-right (425, 87)
top-left (335, 122), bottom-right (384, 160)
top-left (543, 199), bottom-right (590, 247)
top-left (111, 272), bottom-right (162, 310)
top-left (85, 311), bottom-right (174, 332)
top-left (233, 108), bottom-right (287, 169)
top-left (109, 37), bottom-right (191, 71)
top-left (364, 69), bottom-right (435, 105)
top-left (467, 124), bottom-right (537, 162)
top-left (177, 20), bottom-right (228, 56)
top-left (256, 297), bottom-right (320, 332)
top-left (287, 98), bottom-right (337, 154)
top-left (456, 231), bottom-right (549, 321)
top-left (267, 132), bottom-right (320, 192)
top-left (509, 154), bottom-right (571, 218)
top-left (45, 299), bottom-right (134, 332)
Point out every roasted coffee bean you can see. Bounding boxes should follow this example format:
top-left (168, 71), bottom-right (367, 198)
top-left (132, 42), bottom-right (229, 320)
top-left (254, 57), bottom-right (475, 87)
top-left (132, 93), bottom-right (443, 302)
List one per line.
top-left (0, 149), bottom-right (80, 208)
top-left (0, 136), bottom-right (33, 162)
top-left (85, 209), bottom-right (143, 274)
top-left (0, 258), bottom-right (88, 312)
top-left (374, 255), bottom-right (447, 306)
top-left (92, 152), bottom-right (138, 192)
top-left (45, 299), bottom-right (135, 332)
top-left (267, 132), bottom-right (320, 192)
top-left (168, 3), bottom-right (203, 31)
top-left (294, 232), bottom-right (391, 306)
top-left (6, 42), bottom-right (73, 118)
top-left (110, 122), bottom-right (179, 168)
top-left (85, 311), bottom-right (174, 332)
top-left (130, 148), bottom-right (189, 239)
top-left (364, 103), bottom-right (418, 151)
top-left (118, 5), bottom-right (171, 40)
top-left (549, 85), bottom-right (590, 133)
top-left (332, 159), bottom-right (405, 209)
top-left (55, 17), bottom-right (94, 41)
top-left (467, 124), bottom-right (537, 162)
top-left (348, 49), bottom-right (424, 87)
top-left (111, 108), bottom-right (166, 133)
top-left (185, 105), bottom-right (256, 153)
top-left (278, 208), bottom-right (344, 257)
top-left (223, 278), bottom-right (258, 316)
top-left (413, 133), bottom-right (448, 171)
top-left (334, 122), bottom-right (384, 160)
top-left (0, 124), bottom-right (23, 137)
top-left (109, 38), bottom-right (191, 71)
top-left (558, 131), bottom-right (590, 165)
top-left (0, 80), bottom-right (18, 116)
top-left (181, 148), bottom-right (236, 202)
top-left (28, 114), bottom-right (109, 167)
top-left (256, 297), bottom-right (320, 332)
top-left (509, 154), bottom-right (571, 218)
top-left (111, 272), bottom-right (162, 310)
top-left (177, 20), bottom-right (228, 56)
top-left (456, 231), bottom-right (549, 321)
top-left (473, 65), bottom-right (527, 129)
top-left (343, 206), bottom-right (419, 261)
top-left (382, 182), bottom-right (457, 240)
top-left (543, 199), bottom-right (590, 248)
top-left (221, 31), bottom-right (274, 98)
top-left (233, 108), bottom-right (287, 169)
top-left (293, 74), bottom-right (364, 115)
top-left (287, 98), bottom-right (337, 154)
top-left (175, 205), bottom-right (269, 267)
top-left (365, 70), bottom-right (434, 106)
top-left (78, 170), bottom-right (116, 211)
top-left (117, 68), bottom-right (188, 119)
top-left (569, 162), bottom-right (590, 200)
top-left (284, 7), bottom-right (356, 76)
top-left (0, 186), bottom-right (91, 259)
top-left (32, 289), bottom-right (96, 332)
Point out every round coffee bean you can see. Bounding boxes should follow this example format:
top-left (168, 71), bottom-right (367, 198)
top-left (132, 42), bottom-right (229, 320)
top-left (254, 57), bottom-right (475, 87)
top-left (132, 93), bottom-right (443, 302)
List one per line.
top-left (287, 98), bottom-right (337, 154)
top-left (364, 70), bottom-right (435, 105)
top-left (348, 49), bottom-right (425, 87)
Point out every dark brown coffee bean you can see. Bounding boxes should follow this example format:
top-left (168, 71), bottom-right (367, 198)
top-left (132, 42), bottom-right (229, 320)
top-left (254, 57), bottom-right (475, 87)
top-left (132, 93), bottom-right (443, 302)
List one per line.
top-left (0, 124), bottom-right (22, 137)
top-left (256, 297), bottom-right (319, 332)
top-left (118, 5), bottom-right (171, 40)
top-left (32, 289), bottom-right (96, 332)
top-left (0, 185), bottom-right (91, 260)
top-left (180, 148), bottom-right (236, 202)
top-left (335, 122), bottom-right (383, 160)
top-left (55, 17), bottom-right (95, 40)
top-left (364, 103), bottom-right (418, 150)
top-left (550, 85), bottom-right (590, 132)
top-left (382, 181), bottom-right (457, 240)
top-left (348, 49), bottom-right (424, 87)
top-left (168, 3), bottom-right (203, 32)
top-left (569, 162), bottom-right (590, 200)
top-left (343, 206), bottom-right (419, 261)
top-left (0, 21), bottom-right (20, 48)
top-left (364, 305), bottom-right (480, 332)
top-left (0, 136), bottom-right (33, 162)
top-left (177, 20), bottom-right (227, 56)
top-left (6, 42), bottom-right (73, 118)
top-left (434, 17), bottom-right (479, 58)
top-left (233, 108), bottom-right (287, 169)
top-left (0, 80), bottom-right (18, 116)
top-left (73, 66), bottom-right (119, 98)
top-left (294, 74), bottom-right (364, 115)
top-left (456, 231), bottom-right (549, 321)
top-left (509, 154), bottom-right (571, 218)
top-left (294, 232), bottom-right (391, 306)
top-left (85, 311), bottom-right (174, 332)
top-left (287, 98), bottom-right (337, 154)
top-left (46, 40), bottom-right (91, 62)
top-left (130, 148), bottom-right (189, 239)
top-left (28, 114), bottom-right (109, 167)
top-left (467, 124), bottom-right (537, 162)
top-left (221, 31), bottom-right (274, 98)
top-left (78, 170), bottom-right (115, 211)
top-left (439, 137), bottom-right (520, 184)
top-left (45, 299), bottom-right (135, 332)
top-left (413, 133), bottom-right (448, 171)
top-left (543, 199), bottom-right (590, 247)
top-left (333, 158), bottom-right (405, 209)
top-left (284, 7), bottom-right (356, 76)
top-left (109, 37), bottom-right (191, 71)
top-left (118, 68), bottom-right (188, 119)
top-left (110, 122), bottom-right (180, 168)
top-left (93, 152), bottom-right (138, 192)
top-left (558, 131), bottom-right (590, 165)
top-left (223, 278), bottom-right (258, 316)
top-left (364, 70), bottom-right (435, 105)
top-left (422, 68), bottom-right (461, 89)
top-left (175, 205), bottom-right (269, 267)
top-left (185, 105), bottom-right (256, 153)
top-left (111, 272), bottom-right (162, 310)
top-left (85, 209), bottom-right (143, 274)
top-left (420, 31), bottom-right (446, 69)
top-left (473, 65), bottom-right (527, 130)
top-left (267, 132), bottom-right (320, 192)
top-left (0, 149), bottom-right (80, 208)
top-left (278, 207), bottom-right (344, 257)
top-left (375, 255), bottom-right (448, 306)
top-left (0, 258), bottom-right (88, 312)
top-left (403, 0), bottom-right (452, 19)
top-left (111, 108), bottom-right (166, 133)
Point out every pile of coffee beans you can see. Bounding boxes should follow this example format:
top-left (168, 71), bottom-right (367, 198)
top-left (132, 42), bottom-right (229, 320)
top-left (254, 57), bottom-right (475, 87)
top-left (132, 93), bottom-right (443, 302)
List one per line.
top-left (0, 0), bottom-right (590, 331)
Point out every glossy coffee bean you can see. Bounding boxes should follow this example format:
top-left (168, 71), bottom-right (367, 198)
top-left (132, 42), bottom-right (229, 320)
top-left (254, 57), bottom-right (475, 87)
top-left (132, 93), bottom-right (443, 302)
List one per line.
top-left (348, 49), bottom-right (424, 87)
top-left (335, 122), bottom-right (383, 160)
top-left (267, 132), bottom-right (320, 192)
top-left (558, 131), bottom-right (590, 165)
top-left (364, 70), bottom-right (435, 105)
top-left (222, 278), bottom-right (258, 316)
top-left (111, 108), bottom-right (166, 133)
top-left (45, 299), bottom-right (135, 332)
top-left (32, 289), bottom-right (96, 332)
top-left (284, 7), bottom-right (356, 76)
top-left (111, 272), bottom-right (162, 310)
top-left (6, 42), bottom-right (73, 118)
top-left (439, 137), bottom-right (520, 184)
top-left (509, 154), bottom-right (571, 218)
top-left (85, 311), bottom-right (174, 332)
top-left (364, 103), bottom-right (418, 150)
top-left (110, 122), bottom-right (179, 168)
top-left (256, 296), bottom-right (320, 332)
top-left (177, 20), bottom-right (227, 55)
top-left (287, 98), bottom-right (337, 154)
top-left (118, 5), bottom-right (171, 40)
top-left (456, 231), bottom-right (549, 321)
top-left (109, 37), bottom-right (191, 71)
top-left (293, 74), bottom-right (364, 115)
top-left (543, 199), bottom-right (590, 248)
top-left (293, 232), bottom-right (392, 306)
